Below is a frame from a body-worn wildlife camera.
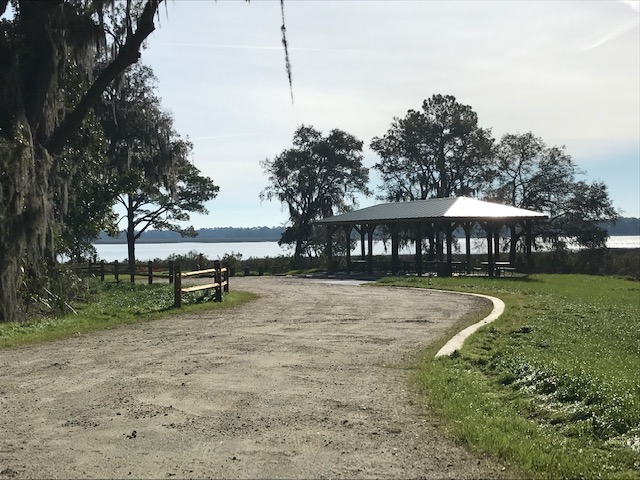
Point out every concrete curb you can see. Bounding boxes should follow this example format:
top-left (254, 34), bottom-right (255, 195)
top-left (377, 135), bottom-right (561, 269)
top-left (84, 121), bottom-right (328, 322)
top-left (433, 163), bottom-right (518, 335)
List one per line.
top-left (433, 290), bottom-right (505, 358)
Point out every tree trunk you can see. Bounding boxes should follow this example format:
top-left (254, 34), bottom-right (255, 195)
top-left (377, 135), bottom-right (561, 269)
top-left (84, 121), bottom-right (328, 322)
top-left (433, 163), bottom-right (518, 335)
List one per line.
top-left (127, 196), bottom-right (137, 276)
top-left (0, 235), bottom-right (24, 323)
top-left (294, 231), bottom-right (304, 267)
top-left (0, 124), bottom-right (54, 323)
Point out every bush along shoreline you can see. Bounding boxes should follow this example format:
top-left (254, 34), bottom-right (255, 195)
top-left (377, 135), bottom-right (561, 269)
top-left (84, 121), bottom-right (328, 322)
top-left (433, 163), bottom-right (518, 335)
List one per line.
top-left (79, 247), bottom-right (640, 280)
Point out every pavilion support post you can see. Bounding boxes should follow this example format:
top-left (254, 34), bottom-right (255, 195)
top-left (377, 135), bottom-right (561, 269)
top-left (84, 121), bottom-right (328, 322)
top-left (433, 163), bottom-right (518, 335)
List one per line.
top-left (434, 223), bottom-right (443, 261)
top-left (325, 225), bottom-right (334, 273)
top-left (427, 223), bottom-right (436, 261)
top-left (462, 222), bottom-right (473, 274)
top-left (344, 225), bottom-right (353, 275)
top-left (486, 222), bottom-right (495, 277)
top-left (509, 223), bottom-right (518, 265)
top-left (367, 224), bottom-right (375, 275)
top-left (359, 225), bottom-right (366, 259)
top-left (390, 225), bottom-right (399, 275)
top-left (494, 222), bottom-right (502, 262)
top-left (415, 226), bottom-right (423, 276)
top-left (525, 220), bottom-right (533, 275)
top-left (445, 222), bottom-right (454, 277)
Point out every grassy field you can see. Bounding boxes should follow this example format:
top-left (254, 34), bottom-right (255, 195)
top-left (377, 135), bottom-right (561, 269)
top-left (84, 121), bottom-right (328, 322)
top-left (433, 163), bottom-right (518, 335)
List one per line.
top-left (0, 279), bottom-right (257, 348)
top-left (377, 274), bottom-right (640, 478)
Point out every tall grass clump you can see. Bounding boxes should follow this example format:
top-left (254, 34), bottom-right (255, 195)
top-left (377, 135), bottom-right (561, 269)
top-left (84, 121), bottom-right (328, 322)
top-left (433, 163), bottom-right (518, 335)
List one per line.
top-left (378, 274), bottom-right (640, 478)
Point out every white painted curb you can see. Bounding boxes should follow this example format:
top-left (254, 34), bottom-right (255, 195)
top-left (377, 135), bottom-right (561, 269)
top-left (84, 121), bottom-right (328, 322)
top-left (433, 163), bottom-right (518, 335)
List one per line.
top-left (433, 290), bottom-right (505, 358)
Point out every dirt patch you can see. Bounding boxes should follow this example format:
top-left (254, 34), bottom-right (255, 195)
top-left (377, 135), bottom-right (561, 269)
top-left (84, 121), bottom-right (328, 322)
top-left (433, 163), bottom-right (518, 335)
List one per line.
top-left (0, 276), bottom-right (508, 479)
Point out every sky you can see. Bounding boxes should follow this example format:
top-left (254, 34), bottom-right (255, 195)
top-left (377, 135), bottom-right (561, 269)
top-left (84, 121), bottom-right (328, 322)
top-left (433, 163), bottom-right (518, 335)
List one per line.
top-left (141, 0), bottom-right (640, 228)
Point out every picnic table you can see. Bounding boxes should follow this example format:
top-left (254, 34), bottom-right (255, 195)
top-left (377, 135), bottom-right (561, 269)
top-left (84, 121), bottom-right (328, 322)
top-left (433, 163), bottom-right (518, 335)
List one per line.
top-left (480, 261), bottom-right (516, 277)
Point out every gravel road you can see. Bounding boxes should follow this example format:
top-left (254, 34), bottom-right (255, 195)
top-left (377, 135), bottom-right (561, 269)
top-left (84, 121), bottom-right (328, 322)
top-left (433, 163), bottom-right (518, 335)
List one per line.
top-left (0, 276), bottom-right (509, 479)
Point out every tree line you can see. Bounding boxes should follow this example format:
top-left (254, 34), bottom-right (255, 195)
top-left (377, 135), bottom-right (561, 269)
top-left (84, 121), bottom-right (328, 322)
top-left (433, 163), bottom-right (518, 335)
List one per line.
top-left (262, 95), bottom-right (618, 265)
top-left (95, 219), bottom-right (638, 245)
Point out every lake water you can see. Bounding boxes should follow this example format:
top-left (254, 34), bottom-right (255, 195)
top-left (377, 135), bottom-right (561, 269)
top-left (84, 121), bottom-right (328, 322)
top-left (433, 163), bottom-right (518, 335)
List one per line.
top-left (93, 236), bottom-right (640, 262)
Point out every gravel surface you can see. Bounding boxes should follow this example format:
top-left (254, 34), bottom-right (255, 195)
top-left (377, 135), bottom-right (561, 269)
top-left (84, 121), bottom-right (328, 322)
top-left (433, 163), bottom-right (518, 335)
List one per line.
top-left (0, 276), bottom-right (509, 479)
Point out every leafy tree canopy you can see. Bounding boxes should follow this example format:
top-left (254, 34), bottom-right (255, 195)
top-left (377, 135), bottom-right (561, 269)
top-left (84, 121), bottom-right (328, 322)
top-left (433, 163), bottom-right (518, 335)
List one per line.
top-left (489, 131), bottom-right (618, 251)
top-left (371, 94), bottom-right (494, 201)
top-left (117, 159), bottom-right (219, 259)
top-left (261, 125), bottom-right (371, 262)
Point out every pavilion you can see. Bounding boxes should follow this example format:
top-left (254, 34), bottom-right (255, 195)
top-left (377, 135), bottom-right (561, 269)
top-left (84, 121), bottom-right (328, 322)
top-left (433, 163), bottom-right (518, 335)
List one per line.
top-left (314, 197), bottom-right (548, 277)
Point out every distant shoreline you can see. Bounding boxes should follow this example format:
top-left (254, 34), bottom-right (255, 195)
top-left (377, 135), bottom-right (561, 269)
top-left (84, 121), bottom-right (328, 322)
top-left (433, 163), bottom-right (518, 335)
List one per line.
top-left (94, 226), bottom-right (284, 244)
top-left (95, 233), bottom-right (640, 245)
top-left (93, 219), bottom-right (640, 244)
top-left (94, 239), bottom-right (280, 244)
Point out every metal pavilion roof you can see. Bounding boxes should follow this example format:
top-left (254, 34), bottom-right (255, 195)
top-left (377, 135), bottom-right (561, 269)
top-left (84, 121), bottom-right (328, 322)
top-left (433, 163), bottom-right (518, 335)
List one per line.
top-left (315, 197), bottom-right (548, 225)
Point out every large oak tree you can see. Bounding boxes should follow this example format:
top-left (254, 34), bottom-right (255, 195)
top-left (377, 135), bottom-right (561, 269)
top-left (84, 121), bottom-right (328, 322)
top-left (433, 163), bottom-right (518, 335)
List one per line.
top-left (261, 125), bottom-right (371, 264)
top-left (0, 0), bottom-right (291, 322)
top-left (371, 94), bottom-right (494, 201)
top-left (489, 132), bottom-right (618, 257)
top-left (0, 0), bottom-right (164, 322)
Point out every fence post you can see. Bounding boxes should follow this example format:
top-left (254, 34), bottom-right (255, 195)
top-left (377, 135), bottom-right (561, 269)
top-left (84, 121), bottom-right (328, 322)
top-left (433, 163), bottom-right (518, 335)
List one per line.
top-left (114, 260), bottom-right (119, 283)
top-left (198, 253), bottom-right (205, 270)
top-left (88, 261), bottom-right (93, 277)
top-left (223, 262), bottom-right (229, 293)
top-left (100, 260), bottom-right (105, 282)
top-left (214, 260), bottom-right (222, 302)
top-left (174, 264), bottom-right (182, 308)
top-left (148, 261), bottom-right (153, 285)
top-left (168, 261), bottom-right (174, 284)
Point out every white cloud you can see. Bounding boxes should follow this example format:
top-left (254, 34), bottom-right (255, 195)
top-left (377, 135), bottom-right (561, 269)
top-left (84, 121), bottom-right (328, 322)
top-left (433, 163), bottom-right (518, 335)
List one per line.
top-left (580, 18), bottom-right (639, 51)
top-left (620, 1), bottom-right (640, 13)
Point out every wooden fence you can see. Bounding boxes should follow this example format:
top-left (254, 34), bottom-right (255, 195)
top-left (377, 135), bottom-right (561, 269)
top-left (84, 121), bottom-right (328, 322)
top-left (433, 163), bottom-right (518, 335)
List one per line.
top-left (70, 260), bottom-right (230, 307)
top-left (71, 260), bottom-right (176, 284)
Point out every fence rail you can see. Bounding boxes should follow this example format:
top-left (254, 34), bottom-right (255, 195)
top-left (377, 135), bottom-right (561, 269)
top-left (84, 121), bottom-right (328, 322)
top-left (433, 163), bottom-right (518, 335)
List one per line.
top-left (173, 261), bottom-right (229, 308)
top-left (70, 260), bottom-right (177, 284)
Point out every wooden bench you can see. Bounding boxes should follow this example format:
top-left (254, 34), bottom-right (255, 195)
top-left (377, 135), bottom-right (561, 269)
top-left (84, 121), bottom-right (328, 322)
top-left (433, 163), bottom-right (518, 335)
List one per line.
top-left (173, 261), bottom-right (229, 307)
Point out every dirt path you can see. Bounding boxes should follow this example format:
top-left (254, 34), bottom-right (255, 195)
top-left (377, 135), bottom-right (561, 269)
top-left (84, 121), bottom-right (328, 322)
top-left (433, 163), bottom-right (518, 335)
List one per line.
top-left (0, 276), bottom-right (508, 479)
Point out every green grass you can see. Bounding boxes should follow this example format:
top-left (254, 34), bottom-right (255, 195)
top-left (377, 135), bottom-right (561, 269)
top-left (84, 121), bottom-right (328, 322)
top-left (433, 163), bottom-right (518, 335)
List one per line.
top-left (377, 274), bottom-right (640, 478)
top-left (0, 280), bottom-right (257, 348)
